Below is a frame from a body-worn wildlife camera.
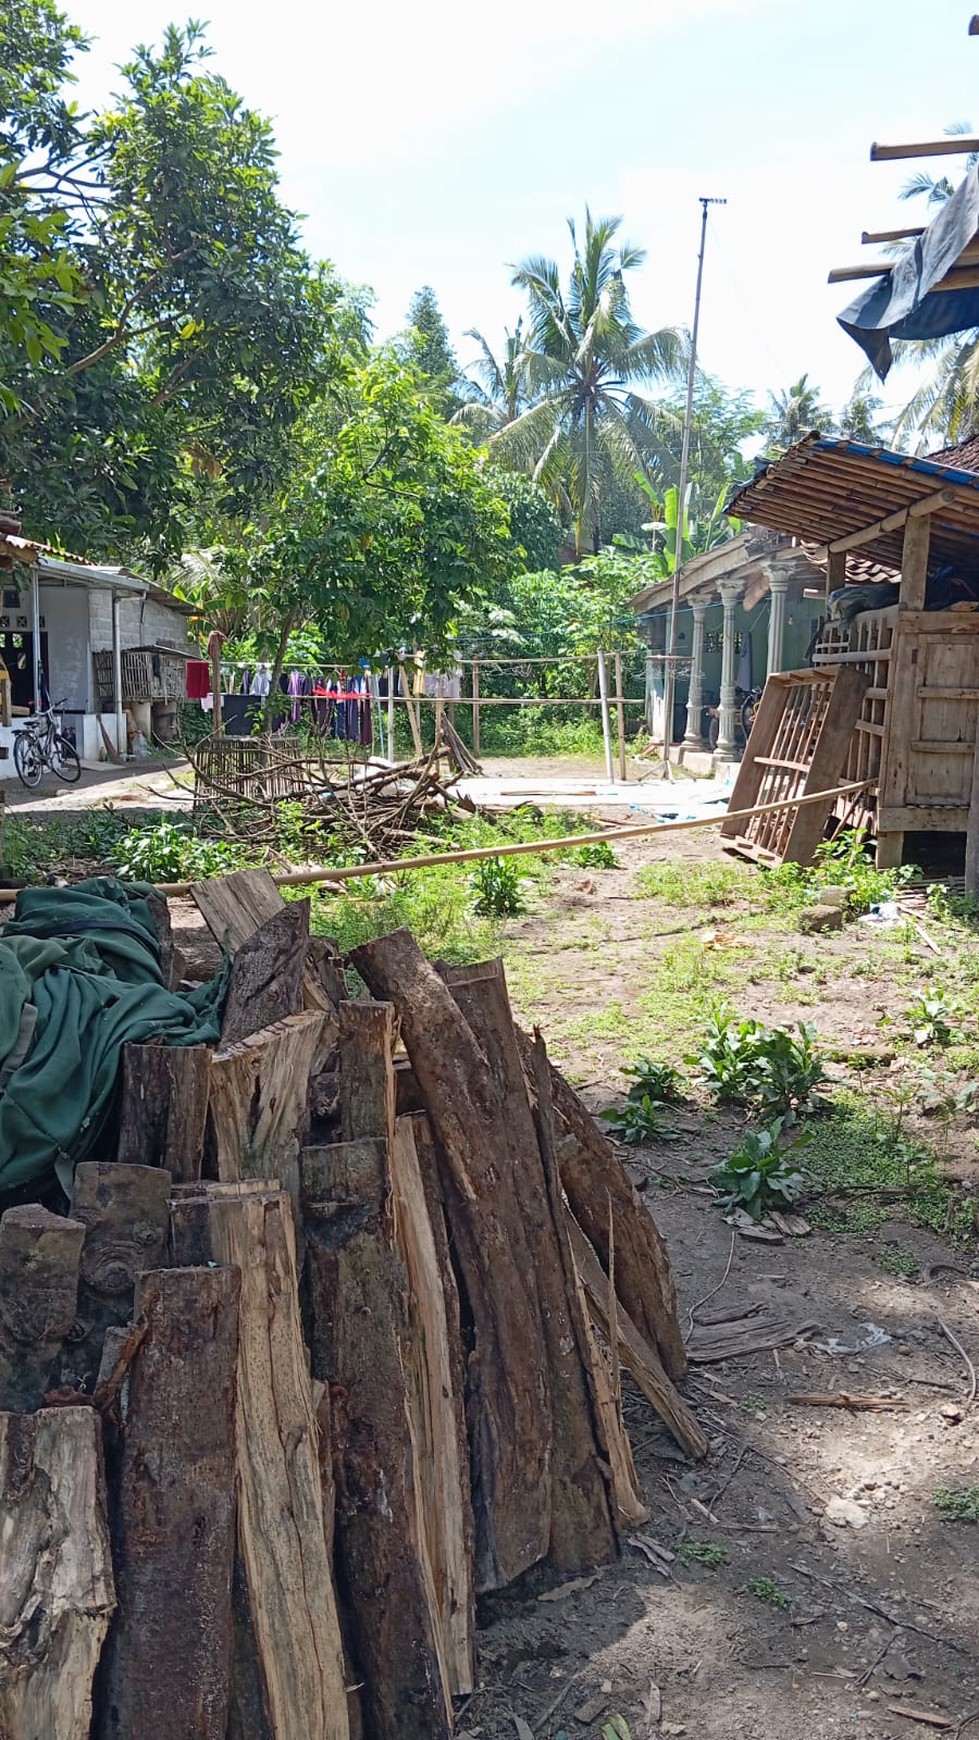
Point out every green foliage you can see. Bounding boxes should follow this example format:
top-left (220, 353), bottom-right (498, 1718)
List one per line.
top-left (934, 1485), bottom-right (979, 1523)
top-left (748, 1577), bottom-right (790, 1608)
top-left (708, 1121), bottom-right (808, 1220)
top-left (111, 819), bottom-right (244, 883)
top-left (812, 828), bottom-right (918, 917)
top-left (493, 210), bottom-right (686, 555)
top-left (874, 1243), bottom-right (920, 1278)
top-left (468, 856), bottom-right (529, 917)
top-left (622, 1057), bottom-right (684, 1103)
top-left (763, 374), bottom-right (835, 454)
top-left (601, 1719), bottom-right (632, 1740)
top-left (482, 466), bottom-right (563, 573)
top-left (569, 840), bottom-right (618, 869)
top-left (906, 991), bottom-right (956, 1048)
top-left (803, 1092), bottom-right (976, 1243)
top-left (600, 1094), bottom-right (680, 1144)
top-left (637, 859), bottom-right (751, 908)
top-left (690, 1006), bottom-right (826, 1117)
top-left (402, 285), bottom-right (463, 417)
top-left (1, 806), bottom-right (129, 876)
top-left (677, 1540), bottom-right (727, 1568)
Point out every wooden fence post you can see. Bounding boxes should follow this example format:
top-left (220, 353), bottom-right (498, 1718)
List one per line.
top-left (471, 659), bottom-right (480, 758)
top-left (614, 651), bottom-right (627, 782)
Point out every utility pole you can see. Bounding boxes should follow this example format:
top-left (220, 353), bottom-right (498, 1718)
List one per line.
top-left (661, 195), bottom-right (726, 777)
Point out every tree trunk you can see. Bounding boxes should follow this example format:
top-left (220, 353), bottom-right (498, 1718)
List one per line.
top-left (440, 961), bottom-right (619, 1572)
top-left (0, 1408), bottom-right (115, 1740)
top-left (208, 1012), bottom-right (326, 1247)
top-left (204, 1181), bottom-right (350, 1740)
top-left (0, 1205), bottom-right (86, 1410)
top-left (93, 1265), bottom-right (240, 1740)
top-left (301, 1138), bottom-right (451, 1739)
top-left (514, 1025), bottom-right (687, 1381)
top-left (66, 1162), bottom-right (171, 1390)
top-left (348, 930), bottom-right (551, 1591)
top-left (115, 1042), bottom-right (211, 1180)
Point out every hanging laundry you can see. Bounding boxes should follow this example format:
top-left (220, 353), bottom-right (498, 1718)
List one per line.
top-left (250, 662), bottom-right (272, 697)
top-left (185, 660), bottom-right (210, 700)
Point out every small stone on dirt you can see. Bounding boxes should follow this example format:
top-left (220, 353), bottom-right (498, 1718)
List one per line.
top-left (825, 1495), bottom-right (869, 1528)
top-left (799, 903), bottom-right (844, 934)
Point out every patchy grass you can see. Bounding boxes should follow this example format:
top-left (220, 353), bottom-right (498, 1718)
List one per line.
top-left (677, 1540), bottom-right (727, 1568)
top-left (934, 1485), bottom-right (979, 1523)
top-left (747, 1577), bottom-right (790, 1608)
top-left (802, 1092), bottom-right (975, 1243)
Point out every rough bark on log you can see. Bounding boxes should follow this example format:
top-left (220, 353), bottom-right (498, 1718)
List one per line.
top-left (204, 1181), bottom-right (350, 1740)
top-left (338, 1000), bottom-right (397, 1145)
top-left (0, 1205), bottom-right (85, 1409)
top-left (392, 1117), bottom-right (476, 1698)
top-left (527, 1031), bottom-right (646, 1532)
top-left (0, 1408), bottom-right (115, 1740)
top-left (191, 868), bottom-right (337, 1018)
top-left (144, 886), bottom-right (176, 989)
top-left (514, 1025), bottom-right (687, 1382)
top-left (565, 1211), bottom-right (709, 1460)
top-left (440, 962), bottom-right (619, 1572)
top-left (208, 1012), bottom-right (325, 1219)
top-left (66, 1162), bottom-right (171, 1389)
top-left (93, 1265), bottom-right (240, 1740)
top-left (301, 1138), bottom-right (450, 1739)
top-left (220, 903), bottom-right (309, 1047)
top-left (116, 1042), bottom-right (211, 1180)
top-left (348, 930), bottom-right (551, 1591)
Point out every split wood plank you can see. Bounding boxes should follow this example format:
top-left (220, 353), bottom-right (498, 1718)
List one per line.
top-left (440, 962), bottom-right (620, 1570)
top-left (965, 715), bottom-right (979, 898)
top-left (190, 866), bottom-right (336, 1018)
top-left (220, 902), bottom-right (309, 1046)
top-left (208, 1010), bottom-right (325, 1203)
top-left (565, 1212), bottom-right (709, 1460)
top-left (204, 1182), bottom-right (350, 1740)
top-left (93, 1266), bottom-right (240, 1740)
top-left (301, 1139), bottom-right (450, 1739)
top-left (513, 1026), bottom-right (687, 1382)
top-left (336, 1001), bottom-right (474, 1697)
top-left (348, 930), bottom-right (553, 1591)
top-left (0, 1408), bottom-right (115, 1740)
top-left (529, 1030), bottom-right (647, 1531)
top-left (0, 1204), bottom-right (85, 1409)
top-left (116, 1043), bottom-right (211, 1179)
top-left (67, 1163), bottom-right (170, 1389)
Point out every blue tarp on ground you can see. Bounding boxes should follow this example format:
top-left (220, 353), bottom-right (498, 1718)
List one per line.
top-left (838, 166), bottom-right (979, 378)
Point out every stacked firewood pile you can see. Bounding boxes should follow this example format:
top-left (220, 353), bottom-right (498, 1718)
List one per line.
top-left (190, 719), bottom-right (482, 856)
top-left (0, 868), bottom-right (705, 1740)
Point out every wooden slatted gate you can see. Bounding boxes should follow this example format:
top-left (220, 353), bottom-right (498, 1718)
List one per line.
top-left (720, 666), bottom-right (870, 866)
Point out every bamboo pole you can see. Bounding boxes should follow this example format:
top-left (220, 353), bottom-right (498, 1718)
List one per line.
top-left (596, 650), bottom-right (614, 782)
top-left (471, 660), bottom-right (480, 758)
top-left (79, 777), bottom-right (869, 902)
top-left (399, 664), bottom-right (424, 756)
top-left (387, 667), bottom-right (395, 761)
top-left (614, 652), bottom-right (627, 783)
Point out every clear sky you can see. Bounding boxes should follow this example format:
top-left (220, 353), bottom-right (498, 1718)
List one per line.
top-left (65, 0), bottom-right (978, 421)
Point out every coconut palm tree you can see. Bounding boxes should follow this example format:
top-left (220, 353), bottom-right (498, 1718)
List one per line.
top-left (491, 211), bottom-right (686, 556)
top-left (452, 320), bottom-right (530, 440)
top-left (762, 374), bottom-right (835, 453)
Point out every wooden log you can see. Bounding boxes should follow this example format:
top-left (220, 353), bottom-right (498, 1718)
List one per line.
top-left (93, 1265), bottom-right (240, 1740)
top-left (67, 1162), bottom-right (171, 1388)
top-left (190, 867), bottom-right (337, 1017)
top-left (338, 1000), bottom-right (397, 1145)
top-left (348, 930), bottom-right (552, 1591)
top-left (204, 1181), bottom-right (350, 1740)
top-left (564, 1213), bottom-right (709, 1461)
top-left (440, 962), bottom-right (619, 1571)
top-left (0, 1204), bottom-right (85, 1409)
top-left (392, 1117), bottom-right (476, 1698)
top-left (0, 1408), bottom-right (115, 1740)
top-left (528, 1032), bottom-right (647, 1531)
top-left (144, 885), bottom-right (176, 989)
top-left (301, 1139), bottom-right (450, 1737)
top-left (116, 1042), bottom-right (211, 1179)
top-left (220, 902), bottom-right (309, 1047)
top-left (513, 1026), bottom-right (688, 1382)
top-left (208, 1012), bottom-right (326, 1213)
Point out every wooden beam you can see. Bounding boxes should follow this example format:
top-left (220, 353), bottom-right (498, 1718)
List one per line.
top-left (871, 136), bottom-right (979, 161)
top-left (861, 225), bottom-right (925, 244)
top-left (830, 242), bottom-right (979, 284)
top-left (900, 512), bottom-right (932, 610)
top-left (828, 262), bottom-right (893, 283)
top-left (818, 489), bottom-right (956, 558)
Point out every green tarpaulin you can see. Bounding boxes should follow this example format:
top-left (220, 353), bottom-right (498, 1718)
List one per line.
top-left (0, 877), bottom-right (226, 1201)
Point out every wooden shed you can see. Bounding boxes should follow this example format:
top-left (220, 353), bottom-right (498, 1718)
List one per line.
top-left (725, 434), bottom-right (979, 869)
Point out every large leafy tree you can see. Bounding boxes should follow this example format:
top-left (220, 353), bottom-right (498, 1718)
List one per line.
top-left (1, 10), bottom-right (348, 562)
top-left (492, 211), bottom-right (686, 556)
top-left (402, 285), bottom-right (463, 417)
top-left (216, 350), bottom-right (516, 668)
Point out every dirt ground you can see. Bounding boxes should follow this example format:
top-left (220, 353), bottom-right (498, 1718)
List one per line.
top-left (467, 828), bottom-right (979, 1740)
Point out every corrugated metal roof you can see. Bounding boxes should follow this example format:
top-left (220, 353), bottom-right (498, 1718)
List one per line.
top-left (727, 434), bottom-right (979, 573)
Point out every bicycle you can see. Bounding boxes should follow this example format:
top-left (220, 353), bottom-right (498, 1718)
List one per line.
top-left (14, 703), bottom-right (82, 789)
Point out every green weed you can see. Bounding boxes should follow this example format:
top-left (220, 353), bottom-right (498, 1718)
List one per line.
top-left (906, 991), bottom-right (957, 1048)
top-left (636, 859), bottom-right (751, 908)
top-left (601, 1094), bottom-right (680, 1144)
top-left (622, 1057), bottom-right (685, 1103)
top-left (112, 820), bottom-right (246, 883)
top-left (468, 856), bottom-right (529, 917)
top-left (678, 1540), bottom-right (727, 1568)
top-left (748, 1577), bottom-right (790, 1608)
top-left (690, 1005), bottom-right (826, 1118)
top-left (873, 1244), bottom-right (920, 1278)
top-left (708, 1121), bottom-right (808, 1221)
top-left (934, 1485), bottom-right (979, 1523)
